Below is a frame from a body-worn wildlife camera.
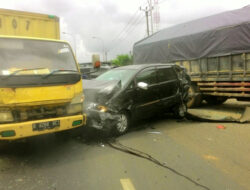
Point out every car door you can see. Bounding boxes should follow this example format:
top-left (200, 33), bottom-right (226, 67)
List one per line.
top-left (133, 67), bottom-right (160, 119)
top-left (156, 66), bottom-right (179, 108)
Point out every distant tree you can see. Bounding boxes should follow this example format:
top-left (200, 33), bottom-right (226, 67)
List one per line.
top-left (112, 54), bottom-right (133, 66)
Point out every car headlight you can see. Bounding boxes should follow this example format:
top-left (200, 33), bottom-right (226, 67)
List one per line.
top-left (86, 103), bottom-right (108, 113)
top-left (97, 105), bottom-right (108, 112)
top-left (67, 94), bottom-right (84, 114)
top-left (0, 110), bottom-right (14, 122)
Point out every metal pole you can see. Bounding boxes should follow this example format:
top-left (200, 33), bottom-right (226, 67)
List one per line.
top-left (140, 6), bottom-right (150, 37)
top-left (146, 7), bottom-right (150, 36)
top-left (149, 0), bottom-right (154, 34)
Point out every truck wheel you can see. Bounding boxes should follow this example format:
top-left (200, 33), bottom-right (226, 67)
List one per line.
top-left (113, 112), bottom-right (130, 136)
top-left (204, 96), bottom-right (227, 105)
top-left (187, 83), bottom-right (202, 108)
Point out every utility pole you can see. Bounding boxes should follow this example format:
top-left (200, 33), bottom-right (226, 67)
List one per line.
top-left (140, 6), bottom-right (150, 37)
top-left (149, 0), bottom-right (154, 34)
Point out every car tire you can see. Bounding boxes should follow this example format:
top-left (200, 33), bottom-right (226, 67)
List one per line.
top-left (112, 112), bottom-right (130, 136)
top-left (174, 103), bottom-right (187, 119)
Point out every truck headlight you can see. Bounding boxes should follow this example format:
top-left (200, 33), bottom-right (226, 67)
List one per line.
top-left (67, 104), bottom-right (83, 114)
top-left (0, 110), bottom-right (14, 122)
top-left (67, 94), bottom-right (84, 114)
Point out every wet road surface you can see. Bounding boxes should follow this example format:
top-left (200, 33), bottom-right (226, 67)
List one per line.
top-left (0, 114), bottom-right (249, 190)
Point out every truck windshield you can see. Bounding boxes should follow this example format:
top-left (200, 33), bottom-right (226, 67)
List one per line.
top-left (0, 38), bottom-right (78, 76)
top-left (95, 69), bottom-right (137, 87)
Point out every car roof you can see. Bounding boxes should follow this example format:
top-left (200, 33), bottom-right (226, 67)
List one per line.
top-left (113, 63), bottom-right (176, 70)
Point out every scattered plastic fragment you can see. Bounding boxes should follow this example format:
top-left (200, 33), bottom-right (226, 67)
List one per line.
top-left (100, 143), bottom-right (105, 147)
top-left (147, 131), bottom-right (161, 134)
top-left (216, 125), bottom-right (226, 129)
top-left (203, 155), bottom-right (219, 161)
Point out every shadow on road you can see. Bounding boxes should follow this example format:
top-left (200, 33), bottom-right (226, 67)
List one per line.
top-left (0, 113), bottom-right (179, 158)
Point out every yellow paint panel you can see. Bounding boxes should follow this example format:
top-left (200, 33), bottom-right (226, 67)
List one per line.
top-left (0, 8), bottom-right (59, 39)
top-left (0, 81), bottom-right (83, 106)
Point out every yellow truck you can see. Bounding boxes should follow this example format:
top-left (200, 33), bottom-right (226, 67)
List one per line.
top-left (0, 9), bottom-right (86, 140)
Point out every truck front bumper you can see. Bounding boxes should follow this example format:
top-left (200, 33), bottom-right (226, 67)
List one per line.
top-left (0, 114), bottom-right (86, 140)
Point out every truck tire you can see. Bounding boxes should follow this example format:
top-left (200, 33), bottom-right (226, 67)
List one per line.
top-left (187, 83), bottom-right (202, 108)
top-left (204, 96), bottom-right (227, 105)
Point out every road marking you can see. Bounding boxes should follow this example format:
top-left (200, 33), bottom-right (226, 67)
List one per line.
top-left (120, 178), bottom-right (136, 190)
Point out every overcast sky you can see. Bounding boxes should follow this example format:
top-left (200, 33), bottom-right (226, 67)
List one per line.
top-left (1, 0), bottom-right (250, 62)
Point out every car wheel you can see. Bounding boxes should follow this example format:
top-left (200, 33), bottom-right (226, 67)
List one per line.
top-left (174, 103), bottom-right (187, 118)
top-left (113, 112), bottom-right (130, 135)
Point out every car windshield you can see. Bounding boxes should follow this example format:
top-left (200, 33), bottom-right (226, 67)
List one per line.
top-left (0, 38), bottom-right (78, 76)
top-left (95, 69), bottom-right (137, 87)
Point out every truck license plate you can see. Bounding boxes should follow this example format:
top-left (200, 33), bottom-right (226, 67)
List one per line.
top-left (32, 120), bottom-right (60, 131)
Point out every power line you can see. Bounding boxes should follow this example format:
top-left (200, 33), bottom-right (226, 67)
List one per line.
top-left (110, 15), bottom-right (145, 54)
top-left (108, 0), bottom-right (149, 52)
top-left (110, 14), bottom-right (144, 51)
top-left (109, 13), bottom-right (144, 52)
top-left (110, 9), bottom-right (140, 44)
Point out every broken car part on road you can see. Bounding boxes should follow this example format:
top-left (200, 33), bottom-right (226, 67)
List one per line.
top-left (187, 99), bottom-right (250, 123)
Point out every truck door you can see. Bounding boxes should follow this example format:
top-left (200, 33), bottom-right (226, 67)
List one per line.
top-left (134, 67), bottom-right (160, 119)
top-left (156, 66), bottom-right (179, 107)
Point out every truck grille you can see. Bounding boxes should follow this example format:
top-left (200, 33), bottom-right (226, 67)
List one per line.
top-left (13, 104), bottom-right (68, 122)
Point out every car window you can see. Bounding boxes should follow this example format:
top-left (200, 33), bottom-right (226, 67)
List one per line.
top-left (96, 69), bottom-right (137, 88)
top-left (157, 67), bottom-right (177, 82)
top-left (136, 67), bottom-right (157, 85)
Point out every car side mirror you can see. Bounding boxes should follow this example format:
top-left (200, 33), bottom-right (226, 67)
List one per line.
top-left (137, 82), bottom-right (148, 90)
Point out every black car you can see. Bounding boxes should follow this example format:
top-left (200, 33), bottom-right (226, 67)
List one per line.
top-left (83, 64), bottom-right (190, 135)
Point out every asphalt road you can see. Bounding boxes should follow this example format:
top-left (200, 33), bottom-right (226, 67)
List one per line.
top-left (0, 114), bottom-right (249, 190)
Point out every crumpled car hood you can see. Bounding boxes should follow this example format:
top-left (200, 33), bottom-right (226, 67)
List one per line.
top-left (82, 79), bottom-right (121, 105)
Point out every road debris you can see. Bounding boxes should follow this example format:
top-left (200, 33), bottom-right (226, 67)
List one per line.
top-left (99, 143), bottom-right (105, 147)
top-left (147, 131), bottom-right (162, 134)
top-left (203, 155), bottom-right (219, 161)
top-left (216, 125), bottom-right (226, 130)
top-left (187, 100), bottom-right (250, 123)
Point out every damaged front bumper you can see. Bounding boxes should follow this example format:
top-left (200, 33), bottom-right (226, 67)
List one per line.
top-left (85, 108), bottom-right (120, 131)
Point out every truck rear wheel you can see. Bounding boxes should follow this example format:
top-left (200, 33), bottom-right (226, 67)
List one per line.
top-left (187, 83), bottom-right (202, 108)
top-left (204, 96), bottom-right (227, 105)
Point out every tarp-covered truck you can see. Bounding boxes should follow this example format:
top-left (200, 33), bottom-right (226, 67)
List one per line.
top-left (133, 5), bottom-right (250, 107)
top-left (0, 9), bottom-right (86, 140)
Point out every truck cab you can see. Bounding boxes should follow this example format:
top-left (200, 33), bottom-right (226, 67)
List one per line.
top-left (0, 36), bottom-right (86, 140)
